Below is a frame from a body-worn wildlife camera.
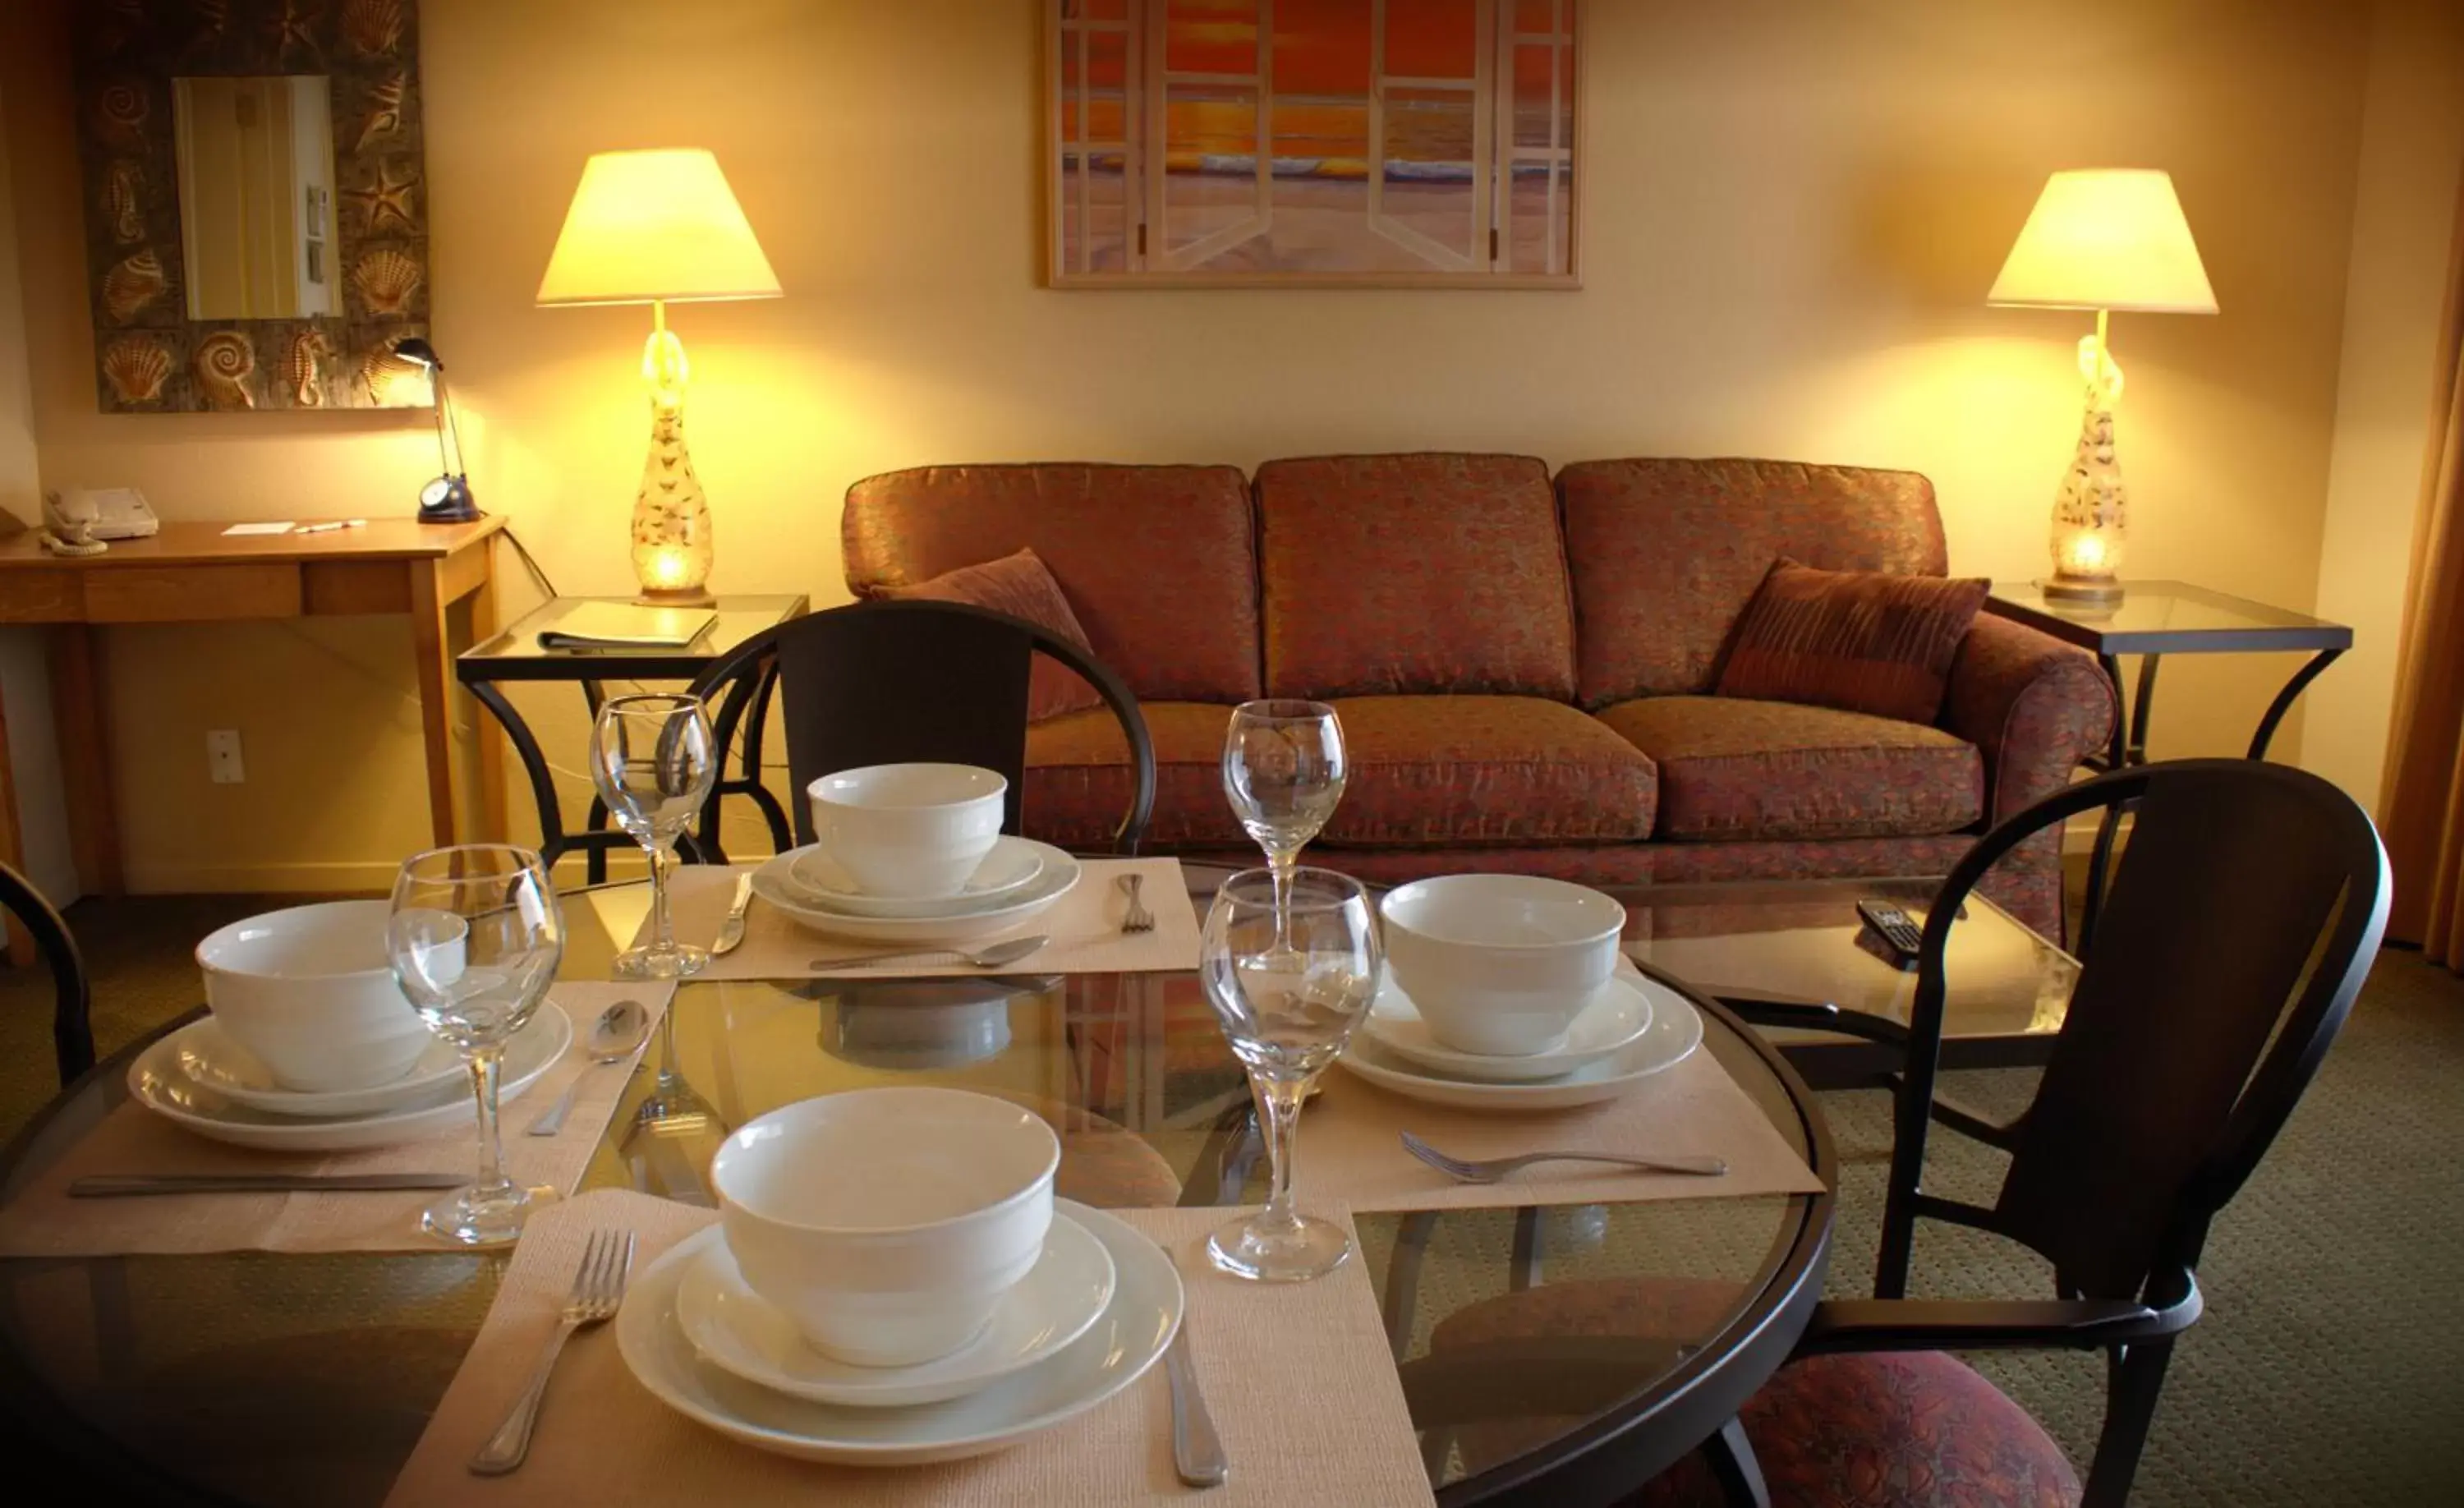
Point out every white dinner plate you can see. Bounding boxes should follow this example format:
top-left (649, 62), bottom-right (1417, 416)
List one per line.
top-left (1335, 964), bottom-right (1703, 1111)
top-left (751, 841), bottom-right (1081, 945)
top-left (784, 838), bottom-right (1046, 919)
top-left (174, 1019), bottom-right (467, 1118)
top-left (618, 1199), bottom-right (1181, 1466)
top-left (673, 1209), bottom-right (1116, 1408)
top-left (127, 1005), bottom-right (572, 1153)
top-left (1364, 973), bottom-right (1654, 1083)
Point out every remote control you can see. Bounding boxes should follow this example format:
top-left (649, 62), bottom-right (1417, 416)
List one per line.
top-left (1855, 899), bottom-right (1927, 967)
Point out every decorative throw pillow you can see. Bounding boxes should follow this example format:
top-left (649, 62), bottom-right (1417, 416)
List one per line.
top-left (1714, 559), bottom-right (1989, 724)
top-left (883, 548), bottom-right (1105, 722)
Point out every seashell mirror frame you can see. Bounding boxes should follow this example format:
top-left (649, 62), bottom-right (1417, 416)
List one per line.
top-left (72, 0), bottom-right (433, 413)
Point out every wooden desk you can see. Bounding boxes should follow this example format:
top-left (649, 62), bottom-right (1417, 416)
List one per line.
top-left (0, 517), bottom-right (504, 896)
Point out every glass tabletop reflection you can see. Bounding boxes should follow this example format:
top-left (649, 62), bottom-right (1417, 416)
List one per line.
top-left (0, 877), bottom-right (1828, 1507)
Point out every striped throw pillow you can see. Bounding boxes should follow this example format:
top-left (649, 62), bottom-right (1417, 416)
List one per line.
top-left (1714, 559), bottom-right (1988, 724)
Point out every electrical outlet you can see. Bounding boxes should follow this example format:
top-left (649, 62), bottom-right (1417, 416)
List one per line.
top-left (207, 729), bottom-right (245, 784)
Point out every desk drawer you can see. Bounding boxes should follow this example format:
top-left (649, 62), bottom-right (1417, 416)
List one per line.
top-left (85, 563), bottom-right (304, 622)
top-left (0, 569), bottom-right (80, 622)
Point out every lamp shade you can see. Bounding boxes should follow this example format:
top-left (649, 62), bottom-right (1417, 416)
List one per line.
top-left (1988, 169), bottom-right (2217, 315)
top-left (536, 149), bottom-right (782, 306)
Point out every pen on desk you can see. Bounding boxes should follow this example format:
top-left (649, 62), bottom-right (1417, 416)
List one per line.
top-left (295, 519), bottom-right (366, 535)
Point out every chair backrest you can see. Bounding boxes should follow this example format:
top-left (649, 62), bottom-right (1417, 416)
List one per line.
top-left (0, 862), bottom-right (94, 1086)
top-left (1893, 760), bottom-right (2388, 1302)
top-left (687, 600), bottom-right (1156, 853)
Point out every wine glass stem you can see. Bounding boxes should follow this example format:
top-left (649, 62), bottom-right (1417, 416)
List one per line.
top-left (1255, 1074), bottom-right (1308, 1233)
top-left (468, 1045), bottom-right (508, 1193)
top-left (645, 839), bottom-right (677, 953)
top-left (1267, 848), bottom-right (1299, 953)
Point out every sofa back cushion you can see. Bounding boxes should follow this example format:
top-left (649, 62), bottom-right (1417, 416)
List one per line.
top-left (1255, 453), bottom-right (1576, 700)
top-left (843, 463), bottom-right (1262, 703)
top-left (1560, 458), bottom-right (1949, 706)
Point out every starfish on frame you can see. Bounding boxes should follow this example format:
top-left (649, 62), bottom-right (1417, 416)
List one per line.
top-left (345, 159), bottom-right (418, 236)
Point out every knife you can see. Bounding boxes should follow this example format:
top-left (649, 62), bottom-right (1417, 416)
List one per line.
top-left (69, 1173), bottom-right (469, 1198)
top-left (1163, 1319), bottom-right (1228, 1487)
top-left (712, 871), bottom-right (755, 956)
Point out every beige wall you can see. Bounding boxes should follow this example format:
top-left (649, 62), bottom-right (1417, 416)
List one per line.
top-left (2308, 0), bottom-right (2464, 816)
top-left (0, 0), bottom-right (2396, 890)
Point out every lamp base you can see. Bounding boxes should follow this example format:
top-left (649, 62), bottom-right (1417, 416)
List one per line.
top-left (2039, 575), bottom-right (2126, 605)
top-left (632, 585), bottom-right (716, 609)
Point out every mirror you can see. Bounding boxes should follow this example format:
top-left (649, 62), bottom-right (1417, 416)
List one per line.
top-left (72, 1), bottom-right (432, 413)
top-left (172, 76), bottom-right (338, 321)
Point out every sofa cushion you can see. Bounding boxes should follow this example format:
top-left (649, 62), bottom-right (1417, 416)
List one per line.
top-left (1023, 701), bottom-right (1249, 850)
top-left (1560, 458), bottom-right (1950, 706)
top-left (1255, 454), bottom-right (1577, 700)
top-left (843, 463), bottom-right (1262, 703)
top-left (1599, 696), bottom-right (1981, 842)
top-left (1717, 560), bottom-right (1988, 724)
top-left (1317, 696), bottom-right (1656, 848)
top-left (882, 548), bottom-right (1104, 723)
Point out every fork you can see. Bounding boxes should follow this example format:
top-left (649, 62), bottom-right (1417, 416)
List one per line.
top-left (469, 1230), bottom-right (636, 1475)
top-left (1401, 1131), bottom-right (1727, 1183)
top-left (1117, 872), bottom-right (1156, 934)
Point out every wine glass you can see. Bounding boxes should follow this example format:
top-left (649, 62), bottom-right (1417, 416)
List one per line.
top-left (591, 692), bottom-right (718, 980)
top-left (1222, 700), bottom-right (1348, 943)
top-left (386, 844), bottom-right (564, 1246)
top-left (1199, 867), bottom-right (1382, 1282)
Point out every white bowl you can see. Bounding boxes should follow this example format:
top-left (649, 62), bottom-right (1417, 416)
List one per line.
top-left (1379, 876), bottom-right (1628, 1057)
top-left (807, 764), bottom-right (1007, 900)
top-left (711, 1088), bottom-right (1060, 1368)
top-left (195, 900), bottom-right (437, 1093)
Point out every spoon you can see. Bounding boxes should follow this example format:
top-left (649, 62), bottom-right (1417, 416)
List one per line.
top-left (805, 934), bottom-right (1050, 972)
top-left (526, 999), bottom-right (652, 1136)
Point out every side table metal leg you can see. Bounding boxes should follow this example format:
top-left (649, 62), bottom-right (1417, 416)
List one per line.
top-left (2249, 647), bottom-right (2346, 760)
top-left (1703, 1416), bottom-right (1774, 1508)
top-left (2078, 653), bottom-right (2145, 954)
top-left (470, 682), bottom-right (572, 870)
top-left (582, 680), bottom-right (610, 885)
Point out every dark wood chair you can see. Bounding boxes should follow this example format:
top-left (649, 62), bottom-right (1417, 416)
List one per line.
top-left (685, 599), bottom-right (1156, 855)
top-left (0, 862), bottom-right (94, 1085)
top-left (1423, 758), bottom-right (2390, 1508)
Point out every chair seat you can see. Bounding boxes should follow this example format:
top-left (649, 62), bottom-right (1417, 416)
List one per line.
top-left (1024, 701), bottom-right (1248, 849)
top-left (1597, 696), bottom-right (1983, 841)
top-left (1430, 1280), bottom-right (2080, 1508)
top-left (1318, 695), bottom-right (1658, 847)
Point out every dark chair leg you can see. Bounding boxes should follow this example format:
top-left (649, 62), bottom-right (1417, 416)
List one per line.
top-left (1510, 1207), bottom-right (1545, 1292)
top-left (2082, 1337), bottom-right (2174, 1508)
top-left (1703, 1416), bottom-right (1772, 1508)
top-left (1384, 1211), bottom-right (1440, 1360)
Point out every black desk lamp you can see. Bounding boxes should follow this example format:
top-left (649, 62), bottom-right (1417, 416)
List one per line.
top-left (393, 338), bottom-right (480, 524)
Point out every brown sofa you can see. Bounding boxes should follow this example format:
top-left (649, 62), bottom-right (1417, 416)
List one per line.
top-left (840, 454), bottom-right (2117, 936)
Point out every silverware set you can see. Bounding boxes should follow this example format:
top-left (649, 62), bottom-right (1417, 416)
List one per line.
top-left (470, 1229), bottom-right (636, 1475)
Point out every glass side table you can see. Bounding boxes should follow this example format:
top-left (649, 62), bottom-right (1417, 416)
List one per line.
top-left (457, 594), bottom-right (808, 879)
top-left (1985, 579), bottom-right (2351, 944)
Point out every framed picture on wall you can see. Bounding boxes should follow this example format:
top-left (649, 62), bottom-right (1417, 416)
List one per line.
top-left (1047, 0), bottom-right (1581, 287)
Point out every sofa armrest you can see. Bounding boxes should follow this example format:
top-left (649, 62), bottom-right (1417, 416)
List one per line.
top-left (1943, 614), bottom-right (2117, 825)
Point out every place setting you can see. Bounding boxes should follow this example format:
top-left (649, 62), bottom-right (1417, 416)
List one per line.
top-left (383, 1097), bottom-right (1432, 1507)
top-left (642, 757), bottom-right (1200, 982)
top-left (0, 847), bottom-right (666, 1258)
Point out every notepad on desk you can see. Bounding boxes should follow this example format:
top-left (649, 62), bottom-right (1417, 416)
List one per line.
top-left (536, 602), bottom-right (717, 651)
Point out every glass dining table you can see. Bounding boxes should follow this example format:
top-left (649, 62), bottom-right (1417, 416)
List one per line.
top-left (0, 874), bottom-right (1836, 1507)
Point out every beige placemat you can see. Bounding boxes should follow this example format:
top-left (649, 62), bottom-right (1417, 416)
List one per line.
top-left (1295, 1031), bottom-right (1825, 1214)
top-left (384, 1190), bottom-right (1433, 1507)
top-left (0, 983), bottom-right (672, 1257)
top-left (654, 857), bottom-right (1202, 980)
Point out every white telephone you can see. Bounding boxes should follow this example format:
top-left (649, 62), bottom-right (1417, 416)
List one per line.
top-left (40, 487), bottom-right (159, 556)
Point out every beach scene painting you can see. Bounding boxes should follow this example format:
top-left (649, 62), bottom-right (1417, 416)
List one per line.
top-left (1050, 0), bottom-right (1579, 286)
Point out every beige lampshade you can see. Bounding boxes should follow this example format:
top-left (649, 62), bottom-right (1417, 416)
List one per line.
top-left (536, 149), bottom-right (782, 306)
top-left (1988, 169), bottom-right (2218, 315)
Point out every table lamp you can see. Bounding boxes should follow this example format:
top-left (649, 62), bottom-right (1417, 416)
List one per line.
top-left (1989, 168), bottom-right (2217, 605)
top-left (391, 338), bottom-right (479, 524)
top-left (537, 149), bottom-right (781, 606)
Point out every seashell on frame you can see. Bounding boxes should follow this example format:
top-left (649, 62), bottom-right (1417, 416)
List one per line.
top-left (361, 339), bottom-right (434, 407)
top-left (342, 0), bottom-right (406, 57)
top-left (352, 248), bottom-right (423, 318)
top-left (356, 74), bottom-right (407, 152)
top-left (103, 249), bottom-right (168, 324)
top-left (194, 329), bottom-right (257, 410)
top-left (94, 82), bottom-right (149, 147)
top-left (101, 336), bottom-right (173, 406)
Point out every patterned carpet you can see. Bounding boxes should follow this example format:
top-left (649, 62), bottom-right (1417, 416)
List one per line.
top-left (3, 897), bottom-right (2461, 1506)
